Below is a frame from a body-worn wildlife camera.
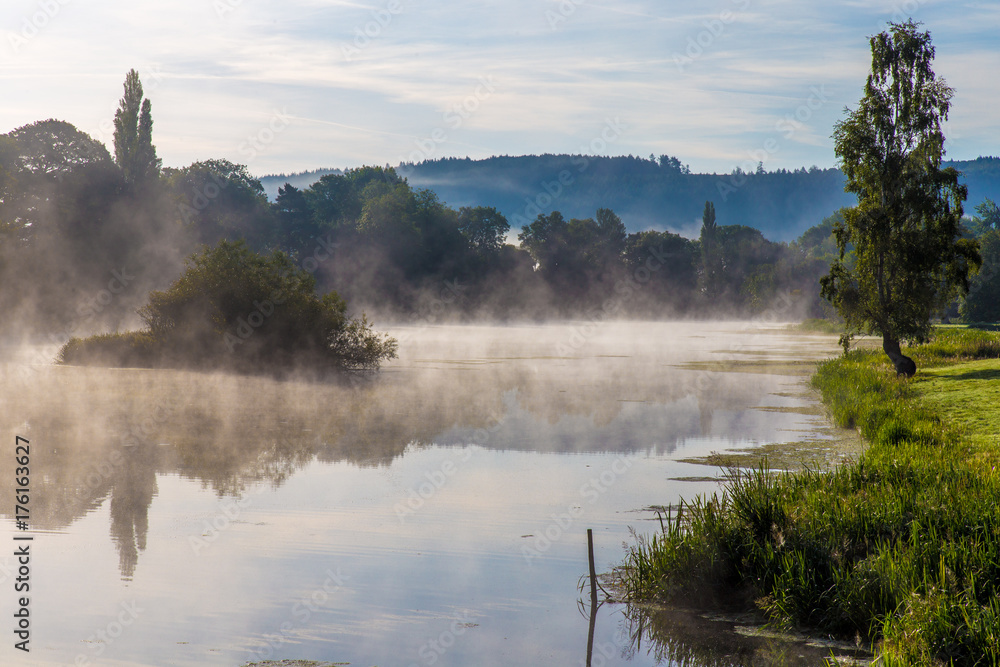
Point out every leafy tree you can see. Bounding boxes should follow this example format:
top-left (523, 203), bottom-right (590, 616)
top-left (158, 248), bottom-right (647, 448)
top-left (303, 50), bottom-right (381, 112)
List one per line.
top-left (594, 207), bottom-right (627, 261)
top-left (624, 230), bottom-right (697, 310)
top-left (165, 159), bottom-right (273, 249)
top-left (795, 210), bottom-right (844, 261)
top-left (356, 180), bottom-right (423, 275)
top-left (113, 69), bottom-right (161, 186)
top-left (959, 229), bottom-right (1000, 323)
top-left (658, 155), bottom-right (690, 175)
top-left (517, 208), bottom-right (628, 307)
top-left (274, 183), bottom-right (318, 251)
top-left (960, 200), bottom-right (1000, 322)
top-left (458, 206), bottom-right (509, 257)
top-left (967, 198), bottom-right (1000, 236)
top-left (1, 119), bottom-right (130, 296)
top-left (717, 226), bottom-right (780, 281)
top-left (303, 166), bottom-right (404, 233)
top-left (0, 135), bottom-right (28, 248)
top-left (7, 119), bottom-right (114, 176)
top-left (518, 211), bottom-right (566, 270)
top-left (409, 188), bottom-right (464, 277)
top-left (821, 21), bottom-right (980, 373)
top-left (1, 120), bottom-right (120, 246)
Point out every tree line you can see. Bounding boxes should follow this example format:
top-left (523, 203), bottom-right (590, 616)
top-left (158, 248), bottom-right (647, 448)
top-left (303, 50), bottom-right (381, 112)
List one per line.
top-left (1, 68), bottom-right (996, 347)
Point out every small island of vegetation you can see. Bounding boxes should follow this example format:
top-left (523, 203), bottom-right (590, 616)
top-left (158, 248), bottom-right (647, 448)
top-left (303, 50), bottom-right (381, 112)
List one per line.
top-left (58, 239), bottom-right (397, 375)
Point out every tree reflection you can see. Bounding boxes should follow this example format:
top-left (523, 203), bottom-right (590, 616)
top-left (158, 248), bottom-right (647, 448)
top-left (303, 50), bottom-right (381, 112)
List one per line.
top-left (619, 603), bottom-right (870, 666)
top-left (0, 325), bottom-right (836, 581)
top-left (109, 443), bottom-right (159, 580)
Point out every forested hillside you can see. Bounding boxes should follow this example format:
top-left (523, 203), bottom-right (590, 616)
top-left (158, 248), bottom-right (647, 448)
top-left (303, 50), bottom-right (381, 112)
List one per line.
top-left (261, 155), bottom-right (1000, 242)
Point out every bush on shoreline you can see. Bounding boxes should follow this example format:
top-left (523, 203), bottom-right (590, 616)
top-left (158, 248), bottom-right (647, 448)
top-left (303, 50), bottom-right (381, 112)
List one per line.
top-left (621, 328), bottom-right (1000, 665)
top-left (58, 240), bottom-right (397, 375)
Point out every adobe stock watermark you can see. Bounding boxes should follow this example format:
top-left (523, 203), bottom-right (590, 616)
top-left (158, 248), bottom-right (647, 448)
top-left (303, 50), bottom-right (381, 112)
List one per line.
top-left (188, 493), bottom-right (257, 555)
top-left (56, 267), bottom-right (135, 339)
top-left (673, 0), bottom-right (751, 72)
top-left (716, 84), bottom-right (831, 201)
top-left (522, 455), bottom-right (633, 563)
top-left (116, 398), bottom-right (175, 448)
top-left (394, 414), bottom-right (503, 524)
top-left (556, 242), bottom-right (678, 357)
top-left (414, 278), bottom-right (468, 324)
top-left (509, 117), bottom-right (626, 229)
top-left (178, 171), bottom-right (226, 224)
top-left (92, 64), bottom-right (166, 146)
top-left (581, 639), bottom-right (619, 667)
top-left (180, 107), bottom-right (290, 222)
top-left (406, 611), bottom-right (478, 667)
top-left (546, 0), bottom-right (586, 30)
top-left (214, 0), bottom-right (244, 19)
top-left (886, 0), bottom-right (930, 25)
top-left (239, 108), bottom-right (292, 162)
top-left (7, 0), bottom-right (73, 55)
top-left (74, 600), bottom-right (144, 666)
top-left (392, 277), bottom-right (469, 349)
top-left (244, 567), bottom-right (350, 663)
top-left (396, 77), bottom-right (497, 176)
top-left (74, 448), bottom-right (125, 492)
top-left (341, 0), bottom-right (408, 61)
top-left (11, 271), bottom-right (136, 384)
top-left (394, 448), bottom-right (475, 524)
top-left (223, 232), bottom-right (338, 352)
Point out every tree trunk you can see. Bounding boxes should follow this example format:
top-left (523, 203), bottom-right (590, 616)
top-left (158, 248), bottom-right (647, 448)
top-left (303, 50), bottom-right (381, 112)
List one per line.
top-left (882, 335), bottom-right (916, 377)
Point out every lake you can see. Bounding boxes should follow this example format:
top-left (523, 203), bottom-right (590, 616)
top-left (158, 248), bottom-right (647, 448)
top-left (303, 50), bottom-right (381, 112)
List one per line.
top-left (0, 321), bottom-right (858, 666)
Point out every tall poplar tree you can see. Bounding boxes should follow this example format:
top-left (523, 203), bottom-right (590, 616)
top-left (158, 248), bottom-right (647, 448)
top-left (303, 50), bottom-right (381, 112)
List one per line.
top-left (820, 21), bottom-right (979, 375)
top-left (699, 200), bottom-right (721, 298)
top-left (113, 69), bottom-right (161, 187)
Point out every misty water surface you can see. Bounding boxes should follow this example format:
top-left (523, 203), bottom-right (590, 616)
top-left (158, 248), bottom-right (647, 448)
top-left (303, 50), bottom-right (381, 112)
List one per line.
top-left (0, 322), bottom-right (849, 666)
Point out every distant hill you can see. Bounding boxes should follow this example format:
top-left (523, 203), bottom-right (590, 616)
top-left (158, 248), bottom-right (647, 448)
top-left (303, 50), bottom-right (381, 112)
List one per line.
top-left (259, 167), bottom-right (342, 198)
top-left (258, 155), bottom-right (1000, 242)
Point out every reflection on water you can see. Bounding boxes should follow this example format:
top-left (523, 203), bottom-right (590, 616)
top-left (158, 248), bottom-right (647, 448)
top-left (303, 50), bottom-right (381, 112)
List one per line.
top-left (109, 445), bottom-right (157, 580)
top-left (618, 604), bottom-right (871, 666)
top-left (0, 322), bottom-right (845, 665)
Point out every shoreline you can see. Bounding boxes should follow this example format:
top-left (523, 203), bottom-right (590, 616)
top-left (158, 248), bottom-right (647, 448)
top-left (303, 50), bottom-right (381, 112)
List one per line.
top-left (619, 326), bottom-right (1000, 665)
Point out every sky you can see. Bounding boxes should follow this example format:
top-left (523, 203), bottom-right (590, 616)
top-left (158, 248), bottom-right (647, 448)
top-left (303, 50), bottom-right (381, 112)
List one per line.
top-left (1, 0), bottom-right (997, 178)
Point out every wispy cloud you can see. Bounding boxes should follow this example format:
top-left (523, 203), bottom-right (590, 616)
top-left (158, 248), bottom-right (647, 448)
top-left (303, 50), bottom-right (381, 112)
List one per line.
top-left (0, 0), bottom-right (994, 174)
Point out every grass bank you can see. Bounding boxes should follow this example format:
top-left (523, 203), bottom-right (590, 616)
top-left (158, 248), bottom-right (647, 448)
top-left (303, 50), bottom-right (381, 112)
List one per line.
top-left (621, 327), bottom-right (1000, 665)
top-left (792, 317), bottom-right (846, 335)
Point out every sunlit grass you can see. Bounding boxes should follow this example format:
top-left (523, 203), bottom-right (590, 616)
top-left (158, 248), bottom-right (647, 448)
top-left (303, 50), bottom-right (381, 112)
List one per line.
top-left (915, 359), bottom-right (1000, 471)
top-left (792, 318), bottom-right (844, 334)
top-left (621, 327), bottom-right (1000, 666)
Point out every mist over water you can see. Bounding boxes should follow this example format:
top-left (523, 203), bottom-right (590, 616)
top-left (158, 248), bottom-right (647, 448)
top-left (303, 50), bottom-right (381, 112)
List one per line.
top-left (0, 321), bottom-right (843, 666)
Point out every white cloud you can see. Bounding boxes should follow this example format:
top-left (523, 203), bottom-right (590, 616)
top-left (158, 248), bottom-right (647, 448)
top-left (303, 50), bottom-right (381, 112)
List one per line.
top-left (0, 0), bottom-right (994, 174)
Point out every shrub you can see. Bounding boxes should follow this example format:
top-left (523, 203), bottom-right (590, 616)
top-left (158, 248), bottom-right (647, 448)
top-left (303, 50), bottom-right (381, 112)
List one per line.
top-left (60, 240), bottom-right (396, 373)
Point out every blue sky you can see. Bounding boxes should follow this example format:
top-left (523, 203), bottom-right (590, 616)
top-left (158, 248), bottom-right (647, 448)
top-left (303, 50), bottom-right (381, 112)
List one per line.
top-left (1, 0), bottom-right (997, 177)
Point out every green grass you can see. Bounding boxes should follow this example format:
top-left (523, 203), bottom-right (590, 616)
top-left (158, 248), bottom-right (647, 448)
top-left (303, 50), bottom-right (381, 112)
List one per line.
top-left (792, 318), bottom-right (845, 334)
top-left (908, 328), bottom-right (1000, 366)
top-left (915, 359), bottom-right (1000, 471)
top-left (621, 327), bottom-right (1000, 665)
top-left (58, 331), bottom-right (158, 367)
